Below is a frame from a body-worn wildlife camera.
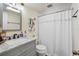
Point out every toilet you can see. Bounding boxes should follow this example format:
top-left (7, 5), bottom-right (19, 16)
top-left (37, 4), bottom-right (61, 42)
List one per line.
top-left (36, 44), bottom-right (47, 56)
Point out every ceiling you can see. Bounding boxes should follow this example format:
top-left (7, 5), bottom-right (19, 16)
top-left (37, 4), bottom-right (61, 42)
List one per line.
top-left (24, 3), bottom-right (51, 13)
top-left (24, 3), bottom-right (72, 13)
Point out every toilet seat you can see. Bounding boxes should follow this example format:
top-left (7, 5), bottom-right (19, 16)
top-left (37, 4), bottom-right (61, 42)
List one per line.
top-left (36, 44), bottom-right (47, 53)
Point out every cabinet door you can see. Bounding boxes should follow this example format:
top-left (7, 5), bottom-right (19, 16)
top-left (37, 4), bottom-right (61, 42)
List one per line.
top-left (18, 40), bottom-right (36, 56)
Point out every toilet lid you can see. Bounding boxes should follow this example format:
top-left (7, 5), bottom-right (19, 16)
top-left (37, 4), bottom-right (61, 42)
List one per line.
top-left (36, 45), bottom-right (47, 50)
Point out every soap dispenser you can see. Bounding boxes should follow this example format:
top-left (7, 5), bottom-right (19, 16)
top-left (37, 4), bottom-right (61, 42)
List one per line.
top-left (23, 31), bottom-right (27, 37)
top-left (20, 32), bottom-right (23, 37)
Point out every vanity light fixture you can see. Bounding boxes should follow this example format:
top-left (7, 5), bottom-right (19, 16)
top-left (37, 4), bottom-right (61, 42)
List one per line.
top-left (6, 7), bottom-right (20, 13)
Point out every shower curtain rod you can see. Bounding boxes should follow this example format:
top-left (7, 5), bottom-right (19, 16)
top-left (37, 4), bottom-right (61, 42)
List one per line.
top-left (38, 9), bottom-right (73, 17)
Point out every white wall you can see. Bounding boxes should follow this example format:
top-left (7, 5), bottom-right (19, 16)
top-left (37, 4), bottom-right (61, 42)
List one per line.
top-left (71, 3), bottom-right (79, 50)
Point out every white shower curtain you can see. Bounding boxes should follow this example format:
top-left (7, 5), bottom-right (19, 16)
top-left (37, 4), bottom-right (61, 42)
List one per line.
top-left (38, 10), bottom-right (72, 56)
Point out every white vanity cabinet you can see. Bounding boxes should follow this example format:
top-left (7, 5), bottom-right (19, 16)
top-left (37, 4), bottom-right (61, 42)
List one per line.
top-left (18, 40), bottom-right (36, 56)
top-left (0, 39), bottom-right (36, 56)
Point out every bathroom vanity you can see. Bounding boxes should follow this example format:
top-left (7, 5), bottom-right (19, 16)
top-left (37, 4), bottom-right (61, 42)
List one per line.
top-left (0, 38), bottom-right (36, 56)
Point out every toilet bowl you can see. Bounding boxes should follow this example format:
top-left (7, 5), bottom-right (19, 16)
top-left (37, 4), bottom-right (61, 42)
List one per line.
top-left (36, 44), bottom-right (47, 56)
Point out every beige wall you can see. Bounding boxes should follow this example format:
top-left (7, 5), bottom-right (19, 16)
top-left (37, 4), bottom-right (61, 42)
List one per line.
top-left (21, 6), bottom-right (39, 39)
top-left (5, 4), bottom-right (39, 39)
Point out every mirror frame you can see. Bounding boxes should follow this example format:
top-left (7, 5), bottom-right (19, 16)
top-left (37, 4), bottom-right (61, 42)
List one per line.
top-left (2, 4), bottom-right (22, 31)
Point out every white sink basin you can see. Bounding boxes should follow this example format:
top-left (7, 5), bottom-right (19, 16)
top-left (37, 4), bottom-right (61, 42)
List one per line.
top-left (5, 38), bottom-right (28, 46)
top-left (5, 40), bottom-right (18, 45)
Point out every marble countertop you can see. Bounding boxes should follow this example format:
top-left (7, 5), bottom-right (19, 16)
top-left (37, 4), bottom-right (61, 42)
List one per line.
top-left (0, 37), bottom-right (35, 54)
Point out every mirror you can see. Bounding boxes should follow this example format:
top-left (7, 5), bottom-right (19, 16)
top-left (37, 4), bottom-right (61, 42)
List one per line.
top-left (0, 4), bottom-right (22, 31)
